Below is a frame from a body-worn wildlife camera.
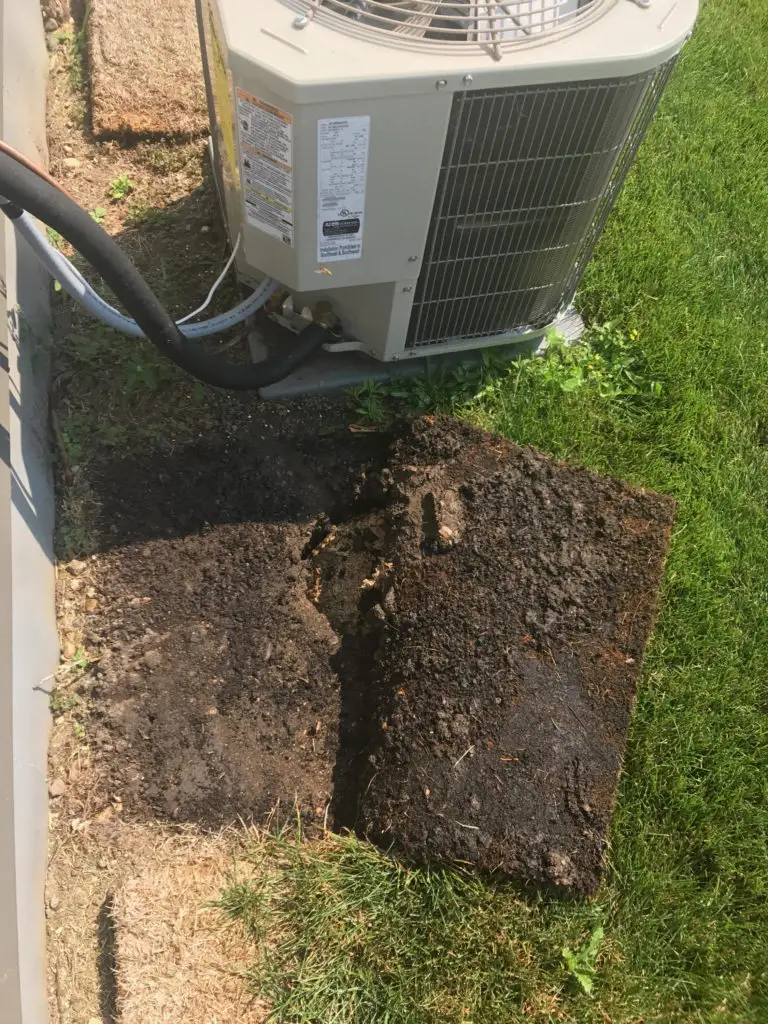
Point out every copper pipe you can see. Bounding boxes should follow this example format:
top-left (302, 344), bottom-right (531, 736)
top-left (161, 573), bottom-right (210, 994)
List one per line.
top-left (0, 138), bottom-right (71, 199)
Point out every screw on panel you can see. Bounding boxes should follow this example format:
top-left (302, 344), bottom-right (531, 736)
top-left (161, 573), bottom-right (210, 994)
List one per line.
top-left (462, 74), bottom-right (474, 86)
top-left (435, 79), bottom-right (448, 90)
top-left (408, 256), bottom-right (419, 263)
top-left (402, 286), bottom-right (413, 293)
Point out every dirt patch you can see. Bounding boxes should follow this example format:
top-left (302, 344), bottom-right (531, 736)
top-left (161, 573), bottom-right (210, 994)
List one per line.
top-left (79, 429), bottom-right (389, 824)
top-left (87, 0), bottom-right (208, 137)
top-left (61, 416), bottom-right (673, 894)
top-left (314, 417), bottom-right (675, 895)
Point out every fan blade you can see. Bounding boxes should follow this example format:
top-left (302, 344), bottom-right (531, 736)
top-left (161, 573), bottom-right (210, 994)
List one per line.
top-left (392, 1), bottom-right (442, 37)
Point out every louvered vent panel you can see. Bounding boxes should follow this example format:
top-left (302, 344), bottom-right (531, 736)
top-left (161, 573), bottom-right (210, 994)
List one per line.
top-left (407, 60), bottom-right (676, 349)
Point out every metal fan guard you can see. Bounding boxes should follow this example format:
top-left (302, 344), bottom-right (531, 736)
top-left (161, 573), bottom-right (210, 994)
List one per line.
top-left (290, 0), bottom-right (616, 58)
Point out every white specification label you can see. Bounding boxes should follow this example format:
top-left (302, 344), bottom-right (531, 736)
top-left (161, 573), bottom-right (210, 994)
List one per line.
top-left (236, 89), bottom-right (294, 246)
top-left (317, 116), bottom-right (370, 263)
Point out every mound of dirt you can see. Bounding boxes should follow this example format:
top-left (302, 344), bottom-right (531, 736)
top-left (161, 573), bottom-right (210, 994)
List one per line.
top-left (318, 418), bottom-right (675, 894)
top-left (87, 0), bottom-right (208, 137)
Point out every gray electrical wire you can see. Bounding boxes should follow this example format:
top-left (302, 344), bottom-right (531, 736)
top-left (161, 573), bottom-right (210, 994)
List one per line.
top-left (14, 210), bottom-right (278, 339)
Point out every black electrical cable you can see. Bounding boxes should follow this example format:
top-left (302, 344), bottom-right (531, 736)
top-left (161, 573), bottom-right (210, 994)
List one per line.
top-left (0, 148), bottom-right (330, 390)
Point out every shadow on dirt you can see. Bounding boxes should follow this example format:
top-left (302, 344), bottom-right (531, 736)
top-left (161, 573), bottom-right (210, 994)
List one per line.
top-left (64, 421), bottom-right (393, 829)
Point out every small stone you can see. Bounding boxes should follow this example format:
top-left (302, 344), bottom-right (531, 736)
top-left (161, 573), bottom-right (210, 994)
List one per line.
top-left (85, 586), bottom-right (97, 598)
top-left (69, 577), bottom-right (83, 592)
top-left (62, 143), bottom-right (73, 154)
top-left (44, 17), bottom-right (58, 30)
top-left (63, 157), bottom-right (81, 170)
top-left (68, 559), bottom-right (87, 576)
top-left (200, 224), bottom-right (211, 233)
top-left (85, 598), bottom-right (99, 613)
top-left (48, 777), bottom-right (67, 798)
top-left (97, 858), bottom-right (109, 870)
top-left (61, 639), bottom-right (77, 660)
top-left (143, 649), bottom-right (162, 670)
top-left (47, 894), bottom-right (61, 912)
top-left (206, 707), bottom-right (218, 716)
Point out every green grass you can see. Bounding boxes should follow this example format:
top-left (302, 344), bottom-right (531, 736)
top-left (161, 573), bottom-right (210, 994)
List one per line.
top-left (216, 1), bottom-right (768, 1020)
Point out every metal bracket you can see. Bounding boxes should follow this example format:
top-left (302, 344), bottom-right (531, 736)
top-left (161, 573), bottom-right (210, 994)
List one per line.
top-left (269, 292), bottom-right (314, 334)
top-left (269, 293), bottom-right (343, 338)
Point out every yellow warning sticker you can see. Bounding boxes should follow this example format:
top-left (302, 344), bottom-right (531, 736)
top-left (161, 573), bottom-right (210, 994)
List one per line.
top-left (236, 90), bottom-right (294, 247)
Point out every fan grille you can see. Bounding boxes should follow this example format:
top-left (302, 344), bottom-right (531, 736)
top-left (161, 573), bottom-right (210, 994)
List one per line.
top-left (406, 60), bottom-right (677, 348)
top-left (294, 1), bottom-right (614, 58)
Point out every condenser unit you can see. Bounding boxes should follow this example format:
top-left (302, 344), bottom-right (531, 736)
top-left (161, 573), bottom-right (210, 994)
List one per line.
top-left (198, 0), bottom-right (698, 391)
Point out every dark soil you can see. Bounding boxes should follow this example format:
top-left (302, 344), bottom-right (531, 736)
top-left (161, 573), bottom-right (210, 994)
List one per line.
top-left (318, 418), bottom-right (675, 895)
top-left (84, 422), bottom-right (389, 824)
top-left (82, 415), bottom-right (673, 893)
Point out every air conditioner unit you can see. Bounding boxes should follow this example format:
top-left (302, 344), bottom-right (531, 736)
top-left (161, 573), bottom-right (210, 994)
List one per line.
top-left (197, 0), bottom-right (697, 387)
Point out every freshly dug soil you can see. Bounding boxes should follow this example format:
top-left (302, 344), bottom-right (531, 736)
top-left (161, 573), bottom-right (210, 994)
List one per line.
top-left (80, 415), bottom-right (672, 893)
top-left (85, 427), bottom-right (389, 824)
top-left (320, 418), bottom-right (675, 895)
top-left (87, 0), bottom-right (208, 137)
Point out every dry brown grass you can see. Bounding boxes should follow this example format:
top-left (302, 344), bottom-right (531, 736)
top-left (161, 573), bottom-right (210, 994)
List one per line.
top-left (47, 821), bottom-right (265, 1024)
top-left (113, 830), bottom-right (267, 1024)
top-left (87, 0), bottom-right (208, 137)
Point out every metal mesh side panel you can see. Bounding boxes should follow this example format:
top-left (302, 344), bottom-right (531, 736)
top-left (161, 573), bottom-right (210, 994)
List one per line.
top-left (407, 61), bottom-right (676, 349)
